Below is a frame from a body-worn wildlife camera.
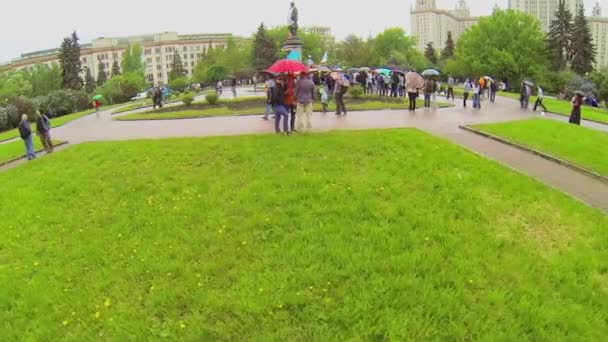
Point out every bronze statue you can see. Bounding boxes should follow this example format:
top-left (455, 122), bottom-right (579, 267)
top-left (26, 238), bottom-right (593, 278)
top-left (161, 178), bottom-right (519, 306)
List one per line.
top-left (288, 2), bottom-right (299, 39)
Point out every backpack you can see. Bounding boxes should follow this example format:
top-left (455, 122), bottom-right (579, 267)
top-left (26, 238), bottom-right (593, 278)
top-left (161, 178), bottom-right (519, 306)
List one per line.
top-left (19, 122), bottom-right (30, 139)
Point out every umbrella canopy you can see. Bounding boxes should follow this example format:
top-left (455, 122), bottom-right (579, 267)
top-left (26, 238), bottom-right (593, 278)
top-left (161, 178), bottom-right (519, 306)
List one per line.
top-left (267, 59), bottom-right (308, 74)
top-left (347, 67), bottom-right (360, 73)
top-left (484, 76), bottom-right (494, 82)
top-left (421, 69), bottom-right (441, 76)
top-left (330, 72), bottom-right (344, 81)
top-left (405, 71), bottom-right (425, 90)
top-left (93, 94), bottom-right (103, 100)
top-left (392, 70), bottom-right (406, 76)
top-left (375, 68), bottom-right (392, 76)
top-left (309, 66), bottom-right (331, 73)
top-left (359, 67), bottom-right (371, 72)
top-left (574, 90), bottom-right (586, 96)
top-left (523, 80), bottom-right (534, 86)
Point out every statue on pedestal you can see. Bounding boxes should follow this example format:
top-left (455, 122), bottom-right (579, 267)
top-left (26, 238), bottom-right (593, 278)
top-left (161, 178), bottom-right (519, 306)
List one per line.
top-left (288, 2), bottom-right (299, 39)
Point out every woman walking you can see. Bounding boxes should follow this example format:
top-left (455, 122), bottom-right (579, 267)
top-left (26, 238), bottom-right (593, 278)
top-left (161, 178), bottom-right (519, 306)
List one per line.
top-left (569, 92), bottom-right (583, 125)
top-left (35, 111), bottom-right (53, 153)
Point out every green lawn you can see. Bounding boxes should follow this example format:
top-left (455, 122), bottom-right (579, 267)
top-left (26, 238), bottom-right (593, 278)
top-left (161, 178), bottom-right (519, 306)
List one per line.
top-left (498, 92), bottom-right (608, 124)
top-left (1, 129), bottom-right (607, 340)
top-left (116, 97), bottom-right (452, 121)
top-left (473, 118), bottom-right (608, 176)
top-left (0, 138), bottom-right (62, 164)
top-left (0, 110), bottom-right (94, 142)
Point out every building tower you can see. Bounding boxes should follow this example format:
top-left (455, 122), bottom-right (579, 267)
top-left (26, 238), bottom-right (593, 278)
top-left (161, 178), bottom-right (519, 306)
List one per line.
top-left (416, 0), bottom-right (436, 10)
top-left (593, 1), bottom-right (602, 17)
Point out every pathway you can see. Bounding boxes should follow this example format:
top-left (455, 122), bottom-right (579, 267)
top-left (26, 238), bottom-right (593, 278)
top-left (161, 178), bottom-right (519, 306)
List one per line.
top-left (2, 95), bottom-right (607, 212)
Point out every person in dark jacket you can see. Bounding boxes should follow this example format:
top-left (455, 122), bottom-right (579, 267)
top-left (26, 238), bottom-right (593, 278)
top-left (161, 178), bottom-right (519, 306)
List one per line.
top-left (19, 114), bottom-right (36, 160)
top-left (569, 93), bottom-right (583, 125)
top-left (271, 77), bottom-right (290, 134)
top-left (36, 111), bottom-right (53, 153)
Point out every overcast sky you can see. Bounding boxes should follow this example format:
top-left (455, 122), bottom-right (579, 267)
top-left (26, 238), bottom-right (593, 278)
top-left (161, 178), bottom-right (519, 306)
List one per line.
top-left (1, 0), bottom-right (606, 63)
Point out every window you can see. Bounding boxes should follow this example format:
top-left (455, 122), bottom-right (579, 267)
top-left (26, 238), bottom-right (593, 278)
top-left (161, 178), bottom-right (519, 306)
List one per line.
top-left (156, 57), bottom-right (161, 63)
top-left (158, 72), bottom-right (162, 78)
top-left (183, 46), bottom-right (188, 51)
top-left (155, 48), bottom-right (161, 54)
top-left (191, 53), bottom-right (194, 59)
top-left (184, 54), bottom-right (188, 60)
top-left (147, 58), bottom-right (152, 64)
top-left (113, 53), bottom-right (118, 59)
top-left (191, 61), bottom-right (195, 67)
top-left (145, 49), bottom-right (152, 55)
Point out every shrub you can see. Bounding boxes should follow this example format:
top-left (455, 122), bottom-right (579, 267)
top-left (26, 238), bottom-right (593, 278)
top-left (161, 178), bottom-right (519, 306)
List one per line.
top-left (10, 96), bottom-right (37, 121)
top-left (0, 105), bottom-right (19, 130)
top-left (182, 93), bottom-right (195, 106)
top-left (206, 92), bottom-right (220, 105)
top-left (349, 85), bottom-right (364, 99)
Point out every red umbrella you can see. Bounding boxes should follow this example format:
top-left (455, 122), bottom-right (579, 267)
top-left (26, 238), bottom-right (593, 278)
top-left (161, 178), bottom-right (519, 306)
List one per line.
top-left (267, 59), bottom-right (308, 74)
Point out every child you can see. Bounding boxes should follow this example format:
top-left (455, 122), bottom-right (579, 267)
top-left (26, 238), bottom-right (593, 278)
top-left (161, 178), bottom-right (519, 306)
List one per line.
top-left (319, 84), bottom-right (329, 113)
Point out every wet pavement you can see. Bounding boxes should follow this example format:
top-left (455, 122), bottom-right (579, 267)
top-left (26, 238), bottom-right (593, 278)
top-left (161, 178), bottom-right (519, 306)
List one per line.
top-left (3, 94), bottom-right (607, 212)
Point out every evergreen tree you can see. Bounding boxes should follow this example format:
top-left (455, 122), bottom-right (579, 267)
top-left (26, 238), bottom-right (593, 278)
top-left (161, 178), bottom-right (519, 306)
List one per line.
top-left (441, 31), bottom-right (455, 61)
top-left (425, 42), bottom-right (438, 65)
top-left (58, 31), bottom-right (83, 89)
top-left (169, 53), bottom-right (186, 81)
top-left (121, 45), bottom-right (145, 75)
top-left (570, 5), bottom-right (596, 74)
top-left (546, 0), bottom-right (574, 70)
top-left (97, 61), bottom-right (108, 86)
top-left (111, 60), bottom-right (121, 77)
top-left (84, 67), bottom-right (96, 93)
top-left (253, 23), bottom-right (277, 71)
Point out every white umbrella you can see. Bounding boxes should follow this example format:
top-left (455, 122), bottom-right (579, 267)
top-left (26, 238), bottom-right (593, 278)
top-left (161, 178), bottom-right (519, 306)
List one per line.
top-left (421, 69), bottom-right (440, 76)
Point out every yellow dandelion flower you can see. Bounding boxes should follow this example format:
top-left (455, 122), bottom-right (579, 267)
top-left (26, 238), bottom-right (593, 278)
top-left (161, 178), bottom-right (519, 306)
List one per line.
top-left (241, 241), bottom-right (247, 246)
top-left (180, 322), bottom-right (186, 329)
top-left (259, 288), bottom-right (264, 293)
top-left (104, 299), bottom-right (111, 307)
top-left (197, 282), bottom-right (203, 287)
top-left (33, 262), bottom-right (39, 266)
top-left (62, 320), bottom-right (69, 326)
top-left (150, 286), bottom-right (155, 291)
top-left (94, 312), bottom-right (101, 319)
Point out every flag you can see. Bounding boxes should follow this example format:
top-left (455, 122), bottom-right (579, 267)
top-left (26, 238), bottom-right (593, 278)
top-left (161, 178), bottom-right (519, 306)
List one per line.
top-left (320, 51), bottom-right (328, 64)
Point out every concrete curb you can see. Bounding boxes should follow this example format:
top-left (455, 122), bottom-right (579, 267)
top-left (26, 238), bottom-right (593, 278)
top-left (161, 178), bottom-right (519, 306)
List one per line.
top-left (459, 125), bottom-right (608, 184)
top-left (0, 141), bottom-right (69, 168)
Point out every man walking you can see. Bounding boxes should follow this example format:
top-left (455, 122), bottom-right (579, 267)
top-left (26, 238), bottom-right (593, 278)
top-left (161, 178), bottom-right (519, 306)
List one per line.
top-left (18, 114), bottom-right (36, 161)
top-left (334, 77), bottom-right (348, 116)
top-left (490, 81), bottom-right (497, 103)
top-left (533, 86), bottom-right (547, 114)
top-left (35, 111), bottom-right (53, 153)
top-left (262, 75), bottom-right (275, 120)
top-left (447, 75), bottom-right (455, 101)
top-left (463, 79), bottom-right (471, 108)
top-left (424, 79), bottom-right (435, 108)
top-left (271, 77), bottom-right (290, 134)
top-left (295, 72), bottom-right (315, 132)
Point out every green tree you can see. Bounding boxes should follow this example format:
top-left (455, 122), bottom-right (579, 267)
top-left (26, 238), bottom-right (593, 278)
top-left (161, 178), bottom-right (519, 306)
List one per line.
top-left (84, 67), bottom-right (96, 93)
top-left (97, 61), bottom-right (108, 86)
top-left (590, 69), bottom-right (608, 106)
top-left (450, 10), bottom-right (546, 85)
top-left (425, 42), bottom-right (438, 65)
top-left (59, 31), bottom-right (83, 90)
top-left (252, 23), bottom-right (277, 71)
top-left (168, 76), bottom-right (188, 91)
top-left (441, 31), bottom-right (455, 61)
top-left (0, 71), bottom-right (33, 98)
top-left (111, 60), bottom-right (121, 77)
top-left (267, 26), bottom-right (326, 62)
top-left (546, 0), bottom-right (574, 70)
top-left (25, 64), bottom-right (62, 97)
top-left (570, 5), bottom-right (596, 74)
top-left (336, 35), bottom-right (374, 67)
top-left (192, 39), bottom-right (254, 83)
top-left (169, 54), bottom-right (186, 81)
top-left (121, 45), bottom-right (145, 75)
top-left (372, 28), bottom-right (427, 69)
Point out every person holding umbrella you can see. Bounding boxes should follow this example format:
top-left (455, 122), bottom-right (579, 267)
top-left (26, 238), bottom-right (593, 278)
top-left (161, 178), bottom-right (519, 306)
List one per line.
top-left (406, 70), bottom-right (423, 111)
top-left (271, 76), bottom-right (290, 134)
top-left (93, 95), bottom-right (102, 119)
top-left (569, 91), bottom-right (584, 125)
top-left (285, 74), bottom-right (297, 132)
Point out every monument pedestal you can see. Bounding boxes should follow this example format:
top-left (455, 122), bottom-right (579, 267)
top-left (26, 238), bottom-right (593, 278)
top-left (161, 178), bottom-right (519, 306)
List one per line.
top-left (283, 38), bottom-right (303, 63)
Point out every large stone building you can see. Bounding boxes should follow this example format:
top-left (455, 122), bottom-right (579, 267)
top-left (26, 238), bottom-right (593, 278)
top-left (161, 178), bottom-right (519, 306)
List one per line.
top-left (304, 26), bottom-right (336, 46)
top-left (5, 32), bottom-right (245, 86)
top-left (508, 0), bottom-right (583, 32)
top-left (411, 0), bottom-right (479, 52)
top-left (590, 2), bottom-right (608, 69)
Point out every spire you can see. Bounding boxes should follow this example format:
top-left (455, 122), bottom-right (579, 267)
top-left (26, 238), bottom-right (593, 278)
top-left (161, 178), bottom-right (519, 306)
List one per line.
top-left (493, 2), bottom-right (501, 14)
top-left (592, 1), bottom-right (601, 17)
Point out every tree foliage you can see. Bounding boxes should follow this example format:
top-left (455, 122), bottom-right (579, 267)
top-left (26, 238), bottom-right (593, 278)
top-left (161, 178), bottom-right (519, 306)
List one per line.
top-left (267, 26), bottom-right (327, 62)
top-left (59, 31), bottom-right (83, 90)
top-left (570, 5), bottom-right (596, 75)
top-left (336, 35), bottom-right (375, 67)
top-left (111, 60), bottom-right (121, 77)
top-left (25, 64), bottom-right (62, 97)
top-left (121, 45), bottom-right (145, 75)
top-left (84, 67), bottom-right (96, 93)
top-left (97, 61), bottom-right (108, 86)
top-left (441, 31), bottom-right (455, 61)
top-left (192, 39), bottom-right (253, 83)
top-left (546, 0), bottom-right (574, 70)
top-left (252, 23), bottom-right (277, 71)
top-left (425, 42), bottom-right (438, 65)
top-left (0, 71), bottom-right (32, 98)
top-left (449, 10), bottom-right (546, 85)
top-left (169, 54), bottom-right (186, 81)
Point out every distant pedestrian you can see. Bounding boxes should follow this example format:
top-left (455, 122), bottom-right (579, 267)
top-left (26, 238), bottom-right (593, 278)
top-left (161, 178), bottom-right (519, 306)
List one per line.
top-left (533, 86), bottom-right (547, 114)
top-left (36, 111), bottom-right (53, 153)
top-left (463, 79), bottom-right (471, 108)
top-left (319, 83), bottom-right (329, 113)
top-left (231, 78), bottom-right (237, 98)
top-left (525, 84), bottom-right (532, 109)
top-left (271, 77), bottom-right (290, 134)
top-left (334, 76), bottom-right (349, 115)
top-left (569, 93), bottom-right (583, 125)
top-left (406, 70), bottom-right (422, 111)
top-left (366, 73), bottom-right (373, 94)
top-left (472, 81), bottom-right (481, 109)
top-left (490, 81), bottom-right (497, 103)
top-left (295, 72), bottom-right (315, 132)
top-left (285, 74), bottom-right (297, 131)
top-left (93, 99), bottom-right (101, 118)
top-left (447, 75), bottom-right (455, 101)
top-left (152, 87), bottom-right (163, 109)
top-left (18, 114), bottom-right (36, 161)
top-left (390, 73), bottom-right (399, 97)
top-left (423, 79), bottom-right (436, 108)
top-left (263, 76), bottom-right (275, 120)
top-left (520, 82), bottom-right (527, 109)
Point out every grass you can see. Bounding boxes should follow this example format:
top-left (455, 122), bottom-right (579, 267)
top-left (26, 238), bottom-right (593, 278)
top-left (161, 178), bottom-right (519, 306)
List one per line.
top-left (0, 138), bottom-right (62, 164)
top-left (498, 92), bottom-right (608, 124)
top-left (0, 110), bottom-right (94, 142)
top-left (473, 118), bottom-right (608, 176)
top-left (116, 97), bottom-right (452, 121)
top-left (1, 129), bottom-right (608, 340)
